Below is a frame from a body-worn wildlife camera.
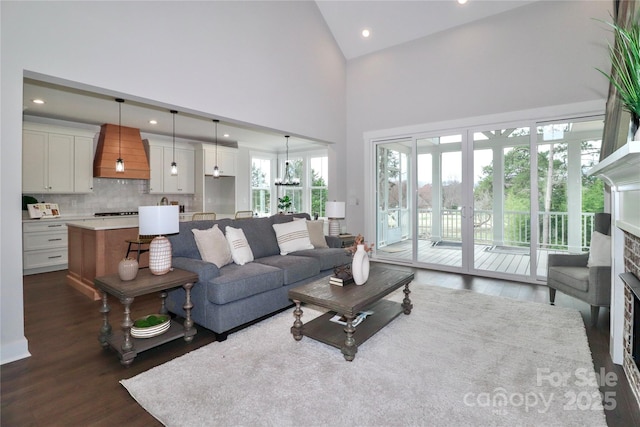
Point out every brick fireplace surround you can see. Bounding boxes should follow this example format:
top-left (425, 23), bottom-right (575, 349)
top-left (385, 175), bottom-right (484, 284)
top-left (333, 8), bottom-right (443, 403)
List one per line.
top-left (622, 233), bottom-right (640, 406)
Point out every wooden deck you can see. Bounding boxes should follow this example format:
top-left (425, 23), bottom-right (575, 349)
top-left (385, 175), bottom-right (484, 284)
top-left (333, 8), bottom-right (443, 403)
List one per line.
top-left (375, 239), bottom-right (563, 279)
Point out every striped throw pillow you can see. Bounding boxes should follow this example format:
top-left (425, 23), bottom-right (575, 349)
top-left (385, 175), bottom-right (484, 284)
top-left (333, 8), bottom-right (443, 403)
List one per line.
top-left (272, 220), bottom-right (314, 255)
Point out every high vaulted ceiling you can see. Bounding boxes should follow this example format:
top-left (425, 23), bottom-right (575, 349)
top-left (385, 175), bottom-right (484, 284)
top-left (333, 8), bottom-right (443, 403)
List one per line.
top-left (23, 1), bottom-right (538, 151)
top-left (315, 0), bottom-right (537, 60)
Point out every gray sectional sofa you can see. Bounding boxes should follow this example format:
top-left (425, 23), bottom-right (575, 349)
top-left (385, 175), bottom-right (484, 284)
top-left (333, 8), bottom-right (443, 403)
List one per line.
top-left (165, 213), bottom-right (351, 338)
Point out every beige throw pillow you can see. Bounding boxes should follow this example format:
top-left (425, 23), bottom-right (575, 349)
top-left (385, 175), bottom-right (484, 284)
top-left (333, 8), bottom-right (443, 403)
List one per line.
top-left (306, 220), bottom-right (328, 248)
top-left (192, 224), bottom-right (232, 268)
top-left (587, 231), bottom-right (611, 267)
top-left (272, 220), bottom-right (314, 255)
top-left (225, 226), bottom-right (254, 265)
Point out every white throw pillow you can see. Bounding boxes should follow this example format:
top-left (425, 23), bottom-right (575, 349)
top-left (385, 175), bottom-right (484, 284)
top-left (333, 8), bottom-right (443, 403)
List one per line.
top-left (192, 225), bottom-right (232, 268)
top-left (225, 226), bottom-right (254, 265)
top-left (587, 231), bottom-right (611, 267)
top-left (272, 220), bottom-right (314, 255)
top-left (306, 220), bottom-right (329, 249)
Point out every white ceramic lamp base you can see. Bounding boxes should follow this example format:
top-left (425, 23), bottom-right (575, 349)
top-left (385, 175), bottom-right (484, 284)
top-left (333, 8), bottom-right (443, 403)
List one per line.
top-left (328, 219), bottom-right (341, 237)
top-left (149, 236), bottom-right (172, 275)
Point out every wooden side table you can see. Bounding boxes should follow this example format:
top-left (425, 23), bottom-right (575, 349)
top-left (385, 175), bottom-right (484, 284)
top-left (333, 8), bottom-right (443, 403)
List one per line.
top-left (94, 268), bottom-right (198, 366)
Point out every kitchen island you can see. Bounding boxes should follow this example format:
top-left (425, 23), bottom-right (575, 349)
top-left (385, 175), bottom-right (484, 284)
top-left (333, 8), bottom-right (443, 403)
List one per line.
top-left (66, 218), bottom-right (143, 300)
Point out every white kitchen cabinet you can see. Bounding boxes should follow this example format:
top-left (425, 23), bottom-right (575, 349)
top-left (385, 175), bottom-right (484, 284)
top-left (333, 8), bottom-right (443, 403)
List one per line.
top-left (23, 219), bottom-right (69, 274)
top-left (74, 136), bottom-right (94, 193)
top-left (23, 130), bottom-right (74, 193)
top-left (148, 141), bottom-right (195, 194)
top-left (163, 148), bottom-right (195, 193)
top-left (204, 146), bottom-right (236, 177)
top-left (148, 145), bottom-right (165, 193)
top-left (23, 124), bottom-right (96, 194)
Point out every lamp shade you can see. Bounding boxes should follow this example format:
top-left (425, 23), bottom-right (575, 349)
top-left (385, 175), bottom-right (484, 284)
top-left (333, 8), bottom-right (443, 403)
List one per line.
top-left (326, 201), bottom-right (345, 219)
top-left (138, 206), bottom-right (179, 235)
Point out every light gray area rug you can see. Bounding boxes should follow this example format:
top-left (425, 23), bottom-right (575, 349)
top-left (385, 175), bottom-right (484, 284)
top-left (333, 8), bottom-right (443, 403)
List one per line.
top-left (121, 284), bottom-right (607, 427)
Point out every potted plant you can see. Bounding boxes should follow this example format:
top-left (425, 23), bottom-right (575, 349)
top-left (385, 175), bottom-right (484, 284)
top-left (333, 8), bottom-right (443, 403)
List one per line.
top-left (277, 195), bottom-right (292, 213)
top-left (597, 14), bottom-right (640, 139)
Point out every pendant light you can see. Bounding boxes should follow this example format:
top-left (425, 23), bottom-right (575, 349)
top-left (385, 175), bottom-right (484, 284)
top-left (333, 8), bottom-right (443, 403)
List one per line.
top-left (274, 135), bottom-right (300, 186)
top-left (212, 119), bottom-right (220, 178)
top-left (170, 110), bottom-right (178, 176)
top-left (115, 98), bottom-right (125, 173)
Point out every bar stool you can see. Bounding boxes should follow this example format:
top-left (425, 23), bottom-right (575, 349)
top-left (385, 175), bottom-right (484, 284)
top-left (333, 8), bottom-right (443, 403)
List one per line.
top-left (192, 212), bottom-right (216, 220)
top-left (125, 235), bottom-right (155, 261)
top-left (234, 210), bottom-right (254, 219)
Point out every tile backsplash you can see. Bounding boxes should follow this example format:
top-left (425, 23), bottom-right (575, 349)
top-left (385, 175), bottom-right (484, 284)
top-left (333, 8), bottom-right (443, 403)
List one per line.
top-left (24, 178), bottom-right (195, 215)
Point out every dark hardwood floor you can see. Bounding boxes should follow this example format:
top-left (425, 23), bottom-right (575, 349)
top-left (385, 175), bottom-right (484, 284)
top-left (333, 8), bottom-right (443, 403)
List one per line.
top-left (2, 269), bottom-right (639, 426)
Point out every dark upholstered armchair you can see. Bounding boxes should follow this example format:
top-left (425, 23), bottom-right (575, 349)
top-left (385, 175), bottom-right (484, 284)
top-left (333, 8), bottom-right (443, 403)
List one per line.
top-left (547, 213), bottom-right (612, 326)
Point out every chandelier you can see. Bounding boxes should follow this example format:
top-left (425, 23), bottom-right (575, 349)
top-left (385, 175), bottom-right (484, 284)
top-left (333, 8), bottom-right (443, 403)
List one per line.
top-left (274, 135), bottom-right (300, 186)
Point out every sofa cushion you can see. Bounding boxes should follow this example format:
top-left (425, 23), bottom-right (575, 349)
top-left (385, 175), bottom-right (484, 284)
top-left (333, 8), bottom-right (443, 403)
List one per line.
top-left (291, 248), bottom-right (351, 271)
top-left (192, 224), bottom-right (232, 268)
top-left (225, 226), bottom-right (254, 265)
top-left (232, 217), bottom-right (281, 259)
top-left (272, 220), bottom-right (314, 255)
top-left (255, 255), bottom-right (320, 285)
top-left (548, 266), bottom-right (590, 292)
top-left (206, 262), bottom-right (284, 305)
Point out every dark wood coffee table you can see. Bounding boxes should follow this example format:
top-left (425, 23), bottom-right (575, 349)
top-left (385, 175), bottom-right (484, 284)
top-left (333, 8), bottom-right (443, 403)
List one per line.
top-left (288, 264), bottom-right (414, 361)
top-left (94, 268), bottom-right (198, 366)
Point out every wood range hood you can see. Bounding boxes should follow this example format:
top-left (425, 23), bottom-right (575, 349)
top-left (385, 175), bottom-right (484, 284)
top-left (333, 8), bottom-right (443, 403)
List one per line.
top-left (93, 123), bottom-right (150, 179)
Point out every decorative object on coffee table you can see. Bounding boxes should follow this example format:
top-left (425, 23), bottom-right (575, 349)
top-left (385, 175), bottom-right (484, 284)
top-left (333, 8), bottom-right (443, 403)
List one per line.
top-left (352, 244), bottom-right (370, 285)
top-left (346, 235), bottom-right (374, 285)
top-left (118, 257), bottom-right (139, 281)
top-left (139, 205), bottom-right (179, 275)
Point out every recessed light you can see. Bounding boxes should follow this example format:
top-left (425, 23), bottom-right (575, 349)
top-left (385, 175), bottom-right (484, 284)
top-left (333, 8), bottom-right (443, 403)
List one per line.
top-left (149, 120), bottom-right (158, 125)
top-left (32, 99), bottom-right (45, 104)
top-left (458, 0), bottom-right (468, 4)
top-left (223, 133), bottom-right (230, 138)
top-left (361, 28), bottom-right (371, 38)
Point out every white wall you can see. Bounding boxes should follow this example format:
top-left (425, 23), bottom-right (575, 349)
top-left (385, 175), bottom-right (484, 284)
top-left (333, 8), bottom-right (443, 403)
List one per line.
top-left (0, 1), bottom-right (345, 363)
top-left (344, 0), bottom-right (613, 234)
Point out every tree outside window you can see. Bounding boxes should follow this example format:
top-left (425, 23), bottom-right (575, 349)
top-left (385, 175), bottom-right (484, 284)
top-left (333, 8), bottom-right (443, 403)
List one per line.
top-left (251, 158), bottom-right (271, 216)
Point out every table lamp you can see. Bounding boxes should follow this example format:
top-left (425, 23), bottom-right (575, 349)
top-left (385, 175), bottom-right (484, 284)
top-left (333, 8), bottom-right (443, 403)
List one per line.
top-left (139, 205), bottom-right (179, 275)
top-left (325, 201), bottom-right (345, 237)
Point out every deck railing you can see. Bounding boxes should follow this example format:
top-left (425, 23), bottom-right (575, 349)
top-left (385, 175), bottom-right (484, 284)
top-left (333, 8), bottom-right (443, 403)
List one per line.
top-left (414, 209), bottom-right (596, 250)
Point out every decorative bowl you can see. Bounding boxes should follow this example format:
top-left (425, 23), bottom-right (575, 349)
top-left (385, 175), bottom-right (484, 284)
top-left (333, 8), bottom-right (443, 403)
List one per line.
top-left (131, 314), bottom-right (170, 338)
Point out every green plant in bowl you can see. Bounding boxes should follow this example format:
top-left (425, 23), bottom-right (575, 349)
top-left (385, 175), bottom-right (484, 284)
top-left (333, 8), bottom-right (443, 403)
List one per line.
top-left (134, 314), bottom-right (169, 328)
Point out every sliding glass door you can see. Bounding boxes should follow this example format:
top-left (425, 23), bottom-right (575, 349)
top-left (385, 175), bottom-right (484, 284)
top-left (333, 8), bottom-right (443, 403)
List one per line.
top-left (371, 115), bottom-right (604, 283)
top-left (472, 127), bottom-right (532, 276)
top-left (376, 140), bottom-right (413, 260)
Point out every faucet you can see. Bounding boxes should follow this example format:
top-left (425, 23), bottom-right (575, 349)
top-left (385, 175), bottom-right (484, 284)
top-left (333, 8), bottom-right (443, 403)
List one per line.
top-left (160, 197), bottom-right (169, 205)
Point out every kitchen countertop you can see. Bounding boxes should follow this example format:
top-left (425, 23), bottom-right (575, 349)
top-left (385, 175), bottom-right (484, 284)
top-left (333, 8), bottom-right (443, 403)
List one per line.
top-left (66, 217), bottom-right (139, 230)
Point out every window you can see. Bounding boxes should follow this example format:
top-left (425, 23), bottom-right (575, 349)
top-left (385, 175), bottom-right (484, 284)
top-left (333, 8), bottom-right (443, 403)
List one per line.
top-left (251, 157), bottom-right (271, 216)
top-left (254, 150), bottom-right (328, 215)
top-left (310, 155), bottom-right (328, 217)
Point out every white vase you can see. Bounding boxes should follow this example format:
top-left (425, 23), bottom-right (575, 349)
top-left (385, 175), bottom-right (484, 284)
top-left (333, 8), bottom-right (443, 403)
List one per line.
top-left (352, 244), bottom-right (370, 285)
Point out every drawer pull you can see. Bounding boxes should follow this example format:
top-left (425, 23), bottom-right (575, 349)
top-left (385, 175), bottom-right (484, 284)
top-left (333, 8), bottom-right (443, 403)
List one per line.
top-left (47, 224), bottom-right (63, 228)
top-left (48, 255), bottom-right (63, 259)
top-left (48, 238), bottom-right (63, 241)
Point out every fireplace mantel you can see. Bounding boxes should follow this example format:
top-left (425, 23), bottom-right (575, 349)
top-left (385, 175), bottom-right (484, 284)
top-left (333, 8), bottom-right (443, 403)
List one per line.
top-left (589, 141), bottom-right (640, 237)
